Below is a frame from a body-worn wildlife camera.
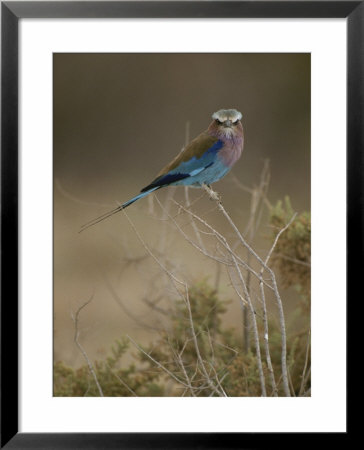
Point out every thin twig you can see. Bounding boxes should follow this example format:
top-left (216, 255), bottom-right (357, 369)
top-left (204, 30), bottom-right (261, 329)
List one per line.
top-left (260, 212), bottom-right (297, 397)
top-left (183, 288), bottom-right (226, 397)
top-left (105, 363), bottom-right (138, 397)
top-left (210, 185), bottom-right (291, 396)
top-left (299, 329), bottom-right (311, 396)
top-left (72, 297), bottom-right (104, 397)
top-left (127, 335), bottom-right (192, 390)
top-left (202, 184), bottom-right (292, 397)
top-left (172, 199), bottom-right (274, 292)
top-left (259, 281), bottom-right (278, 396)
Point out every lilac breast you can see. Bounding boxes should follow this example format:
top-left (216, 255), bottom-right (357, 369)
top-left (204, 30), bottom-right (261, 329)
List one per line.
top-left (218, 135), bottom-right (244, 168)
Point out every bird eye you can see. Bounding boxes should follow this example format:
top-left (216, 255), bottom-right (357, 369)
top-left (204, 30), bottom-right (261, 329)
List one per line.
top-left (215, 119), bottom-right (223, 124)
top-left (233, 120), bottom-right (239, 125)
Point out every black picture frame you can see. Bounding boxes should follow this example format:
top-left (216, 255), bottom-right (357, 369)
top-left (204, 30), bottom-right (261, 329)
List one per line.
top-left (1, 1), bottom-right (358, 448)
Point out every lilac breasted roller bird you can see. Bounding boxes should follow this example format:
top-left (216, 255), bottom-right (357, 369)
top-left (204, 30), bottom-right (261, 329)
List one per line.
top-left (80, 108), bottom-right (244, 232)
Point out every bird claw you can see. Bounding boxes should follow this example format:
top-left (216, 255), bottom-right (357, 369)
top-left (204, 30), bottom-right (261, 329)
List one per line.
top-left (203, 184), bottom-right (221, 202)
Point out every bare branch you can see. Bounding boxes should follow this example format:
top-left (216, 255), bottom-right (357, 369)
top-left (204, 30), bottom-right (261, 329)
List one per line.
top-left (72, 297), bottom-right (104, 397)
top-left (127, 335), bottom-right (196, 392)
top-left (201, 184), bottom-right (292, 397)
top-left (105, 363), bottom-right (138, 397)
top-left (171, 199), bottom-right (274, 292)
top-left (299, 330), bottom-right (311, 397)
top-left (183, 288), bottom-right (226, 397)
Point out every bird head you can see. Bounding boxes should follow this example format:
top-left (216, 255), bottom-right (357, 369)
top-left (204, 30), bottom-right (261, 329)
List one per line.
top-left (208, 108), bottom-right (243, 139)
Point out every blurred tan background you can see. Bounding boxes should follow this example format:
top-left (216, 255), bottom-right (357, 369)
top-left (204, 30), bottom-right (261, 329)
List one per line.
top-left (54, 53), bottom-right (310, 367)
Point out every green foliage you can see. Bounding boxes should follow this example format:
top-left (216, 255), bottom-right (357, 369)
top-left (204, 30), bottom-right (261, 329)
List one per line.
top-left (54, 283), bottom-right (241, 397)
top-left (54, 337), bottom-right (164, 397)
top-left (224, 352), bottom-right (264, 397)
top-left (268, 197), bottom-right (311, 395)
top-left (54, 281), bottom-right (310, 397)
top-left (270, 196), bottom-right (311, 301)
top-left (137, 281), bottom-right (238, 396)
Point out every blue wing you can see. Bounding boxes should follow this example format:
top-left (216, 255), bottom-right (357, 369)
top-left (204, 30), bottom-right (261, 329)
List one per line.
top-left (141, 138), bottom-right (223, 192)
top-left (79, 136), bottom-right (223, 232)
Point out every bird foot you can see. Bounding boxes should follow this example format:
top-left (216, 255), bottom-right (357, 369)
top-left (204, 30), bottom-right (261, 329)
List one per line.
top-left (202, 184), bottom-right (221, 202)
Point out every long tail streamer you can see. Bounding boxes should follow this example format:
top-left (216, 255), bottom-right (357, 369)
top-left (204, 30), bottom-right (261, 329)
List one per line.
top-left (79, 188), bottom-right (158, 233)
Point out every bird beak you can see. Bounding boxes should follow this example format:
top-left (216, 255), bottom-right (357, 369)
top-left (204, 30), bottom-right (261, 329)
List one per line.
top-left (223, 120), bottom-right (232, 128)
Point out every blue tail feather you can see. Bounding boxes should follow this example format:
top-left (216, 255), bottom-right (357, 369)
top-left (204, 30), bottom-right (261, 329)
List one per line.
top-left (79, 187), bottom-right (159, 232)
top-left (121, 188), bottom-right (158, 208)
